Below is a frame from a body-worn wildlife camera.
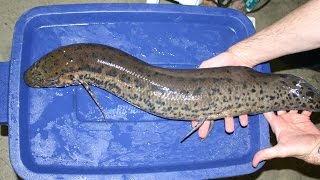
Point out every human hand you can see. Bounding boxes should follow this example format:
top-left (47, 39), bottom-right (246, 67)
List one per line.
top-left (194, 51), bottom-right (255, 139)
top-left (253, 110), bottom-right (320, 167)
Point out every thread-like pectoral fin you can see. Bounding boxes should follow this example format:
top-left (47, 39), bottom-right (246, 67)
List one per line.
top-left (79, 80), bottom-right (107, 120)
top-left (180, 118), bottom-right (207, 143)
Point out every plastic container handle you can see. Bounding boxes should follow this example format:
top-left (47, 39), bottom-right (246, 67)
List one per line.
top-left (0, 61), bottom-right (9, 124)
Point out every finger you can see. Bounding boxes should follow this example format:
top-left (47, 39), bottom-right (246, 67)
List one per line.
top-left (301, 111), bottom-right (312, 116)
top-left (263, 112), bottom-right (281, 134)
top-left (199, 53), bottom-right (232, 68)
top-left (192, 120), bottom-right (198, 128)
top-left (289, 110), bottom-right (298, 114)
top-left (239, 115), bottom-right (248, 127)
top-left (225, 117), bottom-right (235, 133)
top-left (277, 110), bottom-right (286, 115)
top-left (198, 121), bottom-right (211, 139)
top-left (263, 111), bottom-right (277, 125)
top-left (252, 145), bottom-right (283, 167)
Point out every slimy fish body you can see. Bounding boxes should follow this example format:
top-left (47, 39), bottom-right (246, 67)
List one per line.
top-left (24, 43), bottom-right (320, 140)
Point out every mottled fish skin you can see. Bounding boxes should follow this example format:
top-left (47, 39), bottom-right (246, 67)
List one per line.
top-left (24, 43), bottom-right (320, 121)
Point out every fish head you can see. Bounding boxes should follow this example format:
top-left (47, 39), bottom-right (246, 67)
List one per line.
top-left (24, 45), bottom-right (80, 88)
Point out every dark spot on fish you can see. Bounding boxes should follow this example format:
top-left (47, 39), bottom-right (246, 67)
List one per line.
top-left (128, 94), bottom-right (138, 100)
top-left (222, 95), bottom-right (228, 102)
top-left (68, 74), bottom-right (75, 80)
top-left (114, 86), bottom-right (121, 94)
top-left (226, 104), bottom-right (233, 109)
top-left (211, 88), bottom-right (220, 95)
top-left (306, 91), bottom-right (314, 98)
top-left (106, 69), bottom-right (117, 77)
top-left (119, 74), bottom-right (131, 83)
top-left (180, 90), bottom-right (188, 94)
top-left (60, 68), bottom-right (67, 74)
top-left (148, 103), bottom-right (155, 111)
top-left (193, 88), bottom-right (202, 96)
top-left (200, 107), bottom-right (209, 111)
top-left (156, 100), bottom-right (165, 106)
top-left (251, 89), bottom-right (256, 93)
top-left (143, 98), bottom-right (151, 105)
top-left (108, 83), bottom-right (121, 94)
top-left (182, 105), bottom-right (191, 111)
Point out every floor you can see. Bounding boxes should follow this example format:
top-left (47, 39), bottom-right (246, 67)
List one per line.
top-left (0, 0), bottom-right (319, 179)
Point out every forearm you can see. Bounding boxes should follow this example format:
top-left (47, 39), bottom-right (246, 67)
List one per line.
top-left (228, 0), bottom-right (320, 67)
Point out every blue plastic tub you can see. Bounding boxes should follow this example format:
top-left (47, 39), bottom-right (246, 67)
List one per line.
top-left (0, 4), bottom-right (270, 179)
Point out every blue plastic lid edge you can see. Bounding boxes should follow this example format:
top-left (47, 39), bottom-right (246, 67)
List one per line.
top-left (0, 61), bottom-right (10, 124)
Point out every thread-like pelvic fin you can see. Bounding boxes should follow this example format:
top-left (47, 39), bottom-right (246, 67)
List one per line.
top-left (180, 118), bottom-right (208, 143)
top-left (79, 79), bottom-right (107, 120)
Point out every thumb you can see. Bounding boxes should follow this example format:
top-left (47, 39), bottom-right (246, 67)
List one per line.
top-left (199, 58), bottom-right (218, 68)
top-left (252, 145), bottom-right (284, 167)
top-left (199, 53), bottom-right (232, 68)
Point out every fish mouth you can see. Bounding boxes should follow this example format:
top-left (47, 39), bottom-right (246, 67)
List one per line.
top-left (24, 71), bottom-right (59, 88)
